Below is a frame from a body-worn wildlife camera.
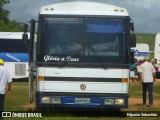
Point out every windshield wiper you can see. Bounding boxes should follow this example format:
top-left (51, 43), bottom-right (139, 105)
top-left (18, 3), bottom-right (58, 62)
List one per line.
top-left (88, 45), bottom-right (108, 70)
top-left (59, 46), bottom-right (108, 70)
top-left (59, 49), bottom-right (82, 68)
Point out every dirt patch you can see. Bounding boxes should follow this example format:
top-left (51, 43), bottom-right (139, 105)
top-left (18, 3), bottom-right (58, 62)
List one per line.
top-left (155, 79), bottom-right (160, 83)
top-left (21, 102), bottom-right (36, 110)
top-left (122, 98), bottom-right (160, 111)
top-left (129, 98), bottom-right (160, 106)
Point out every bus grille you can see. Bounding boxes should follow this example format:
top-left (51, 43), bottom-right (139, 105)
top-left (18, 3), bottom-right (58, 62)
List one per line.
top-left (15, 63), bottom-right (26, 76)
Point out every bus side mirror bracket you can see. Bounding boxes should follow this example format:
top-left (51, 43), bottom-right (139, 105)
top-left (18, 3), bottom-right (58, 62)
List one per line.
top-left (130, 19), bottom-right (136, 47)
top-left (22, 23), bottom-right (29, 49)
top-left (130, 51), bottom-right (135, 64)
top-left (130, 19), bottom-right (134, 31)
top-left (130, 33), bottom-right (136, 47)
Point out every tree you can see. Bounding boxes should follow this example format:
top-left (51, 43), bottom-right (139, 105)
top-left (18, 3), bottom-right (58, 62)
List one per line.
top-left (0, 0), bottom-right (9, 22)
top-left (0, 0), bottom-right (24, 32)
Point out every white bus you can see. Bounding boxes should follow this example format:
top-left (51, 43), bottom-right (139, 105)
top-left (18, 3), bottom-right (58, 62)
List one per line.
top-left (154, 33), bottom-right (160, 68)
top-left (29, 1), bottom-right (136, 109)
top-left (0, 32), bottom-right (29, 81)
top-left (131, 43), bottom-right (149, 61)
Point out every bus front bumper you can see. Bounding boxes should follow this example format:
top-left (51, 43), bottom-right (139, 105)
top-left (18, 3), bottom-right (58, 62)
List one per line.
top-left (36, 92), bottom-right (129, 109)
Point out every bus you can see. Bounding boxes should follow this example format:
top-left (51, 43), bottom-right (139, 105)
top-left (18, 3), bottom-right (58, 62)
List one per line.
top-left (28, 1), bottom-right (136, 109)
top-left (154, 33), bottom-right (160, 68)
top-left (0, 32), bottom-right (29, 81)
top-left (131, 43), bottom-right (149, 61)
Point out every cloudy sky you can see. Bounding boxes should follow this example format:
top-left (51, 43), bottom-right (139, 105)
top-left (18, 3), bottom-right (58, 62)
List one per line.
top-left (4, 0), bottom-right (160, 34)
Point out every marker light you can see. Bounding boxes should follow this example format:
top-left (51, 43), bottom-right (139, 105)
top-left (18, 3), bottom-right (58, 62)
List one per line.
top-left (38, 76), bottom-right (44, 81)
top-left (122, 78), bottom-right (128, 83)
top-left (45, 8), bottom-right (49, 11)
top-left (114, 9), bottom-right (118, 12)
top-left (120, 9), bottom-right (124, 12)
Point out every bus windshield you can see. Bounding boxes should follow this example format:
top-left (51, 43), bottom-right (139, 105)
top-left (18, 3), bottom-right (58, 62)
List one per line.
top-left (40, 17), bottom-right (127, 64)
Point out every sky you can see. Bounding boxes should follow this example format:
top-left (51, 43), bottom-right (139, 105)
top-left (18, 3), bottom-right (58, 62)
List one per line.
top-left (4, 0), bottom-right (160, 34)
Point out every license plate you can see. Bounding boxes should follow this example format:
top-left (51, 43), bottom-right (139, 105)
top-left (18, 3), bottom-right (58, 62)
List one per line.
top-left (75, 98), bottom-right (90, 104)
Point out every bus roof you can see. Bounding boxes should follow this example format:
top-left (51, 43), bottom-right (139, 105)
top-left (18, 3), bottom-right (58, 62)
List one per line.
top-left (156, 32), bottom-right (160, 37)
top-left (0, 32), bottom-right (30, 39)
top-left (40, 1), bottom-right (129, 16)
top-left (155, 33), bottom-right (160, 42)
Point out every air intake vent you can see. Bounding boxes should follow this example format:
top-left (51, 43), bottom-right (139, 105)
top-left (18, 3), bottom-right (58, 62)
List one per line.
top-left (15, 63), bottom-right (26, 76)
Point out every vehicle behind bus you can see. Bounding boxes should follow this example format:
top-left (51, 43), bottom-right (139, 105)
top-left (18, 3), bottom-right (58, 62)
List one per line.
top-left (154, 33), bottom-right (160, 68)
top-left (0, 32), bottom-right (29, 81)
top-left (131, 43), bottom-right (149, 61)
top-left (29, 1), bottom-right (136, 110)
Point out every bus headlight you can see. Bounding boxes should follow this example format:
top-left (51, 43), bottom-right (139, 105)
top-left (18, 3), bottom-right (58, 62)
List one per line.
top-left (51, 98), bottom-right (61, 104)
top-left (115, 99), bottom-right (124, 105)
top-left (41, 97), bottom-right (51, 103)
top-left (104, 99), bottom-right (114, 105)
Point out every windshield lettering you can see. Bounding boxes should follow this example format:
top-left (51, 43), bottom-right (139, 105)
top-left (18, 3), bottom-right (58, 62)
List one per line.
top-left (44, 55), bottom-right (79, 62)
top-left (66, 56), bottom-right (79, 62)
top-left (44, 55), bottom-right (60, 62)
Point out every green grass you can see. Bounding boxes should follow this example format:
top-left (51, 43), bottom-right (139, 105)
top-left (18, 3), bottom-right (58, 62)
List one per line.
top-left (5, 82), bottom-right (29, 111)
top-left (3, 82), bottom-right (160, 120)
top-left (129, 82), bottom-right (160, 99)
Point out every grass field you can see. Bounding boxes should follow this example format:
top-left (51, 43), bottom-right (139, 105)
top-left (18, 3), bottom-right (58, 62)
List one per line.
top-left (3, 81), bottom-right (160, 120)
